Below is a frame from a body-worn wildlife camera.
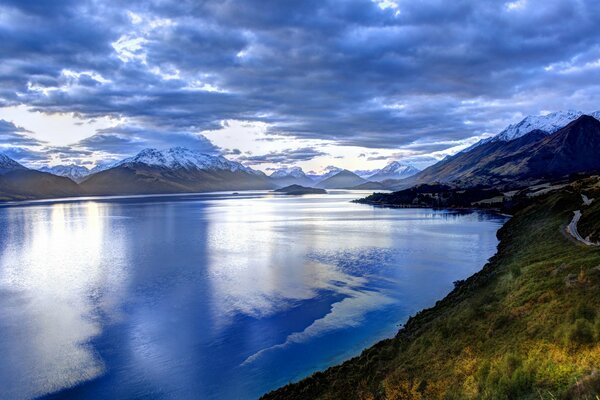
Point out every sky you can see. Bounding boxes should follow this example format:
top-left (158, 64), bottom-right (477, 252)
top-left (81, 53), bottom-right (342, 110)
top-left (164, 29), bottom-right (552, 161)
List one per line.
top-left (1, 0), bottom-right (600, 173)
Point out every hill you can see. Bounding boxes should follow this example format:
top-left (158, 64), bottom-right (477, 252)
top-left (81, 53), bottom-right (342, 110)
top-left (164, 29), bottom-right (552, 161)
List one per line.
top-left (316, 170), bottom-right (368, 189)
top-left (273, 184), bottom-right (326, 195)
top-left (264, 176), bottom-right (600, 399)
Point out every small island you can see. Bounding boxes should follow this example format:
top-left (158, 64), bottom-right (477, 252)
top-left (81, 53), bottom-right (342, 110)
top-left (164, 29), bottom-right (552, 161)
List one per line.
top-left (273, 184), bottom-right (327, 195)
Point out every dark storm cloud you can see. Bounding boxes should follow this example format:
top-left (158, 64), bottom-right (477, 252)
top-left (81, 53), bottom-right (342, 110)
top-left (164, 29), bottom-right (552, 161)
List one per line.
top-left (1, 0), bottom-right (600, 156)
top-left (237, 147), bottom-right (327, 165)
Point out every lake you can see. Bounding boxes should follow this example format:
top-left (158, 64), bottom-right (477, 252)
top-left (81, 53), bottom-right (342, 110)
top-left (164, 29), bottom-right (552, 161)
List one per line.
top-left (0, 191), bottom-right (507, 399)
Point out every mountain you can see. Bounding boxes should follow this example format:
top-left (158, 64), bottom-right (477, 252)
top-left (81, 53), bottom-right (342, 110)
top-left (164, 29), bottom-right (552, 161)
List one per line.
top-left (80, 147), bottom-right (274, 195)
top-left (367, 161), bottom-right (420, 182)
top-left (269, 166), bottom-right (314, 187)
top-left (89, 160), bottom-right (118, 174)
top-left (0, 153), bottom-right (27, 173)
top-left (306, 166), bottom-right (342, 182)
top-left (39, 164), bottom-right (90, 183)
top-left (353, 168), bottom-right (380, 179)
top-left (0, 154), bottom-right (81, 200)
top-left (315, 169), bottom-right (367, 189)
top-left (468, 109), bottom-right (600, 150)
top-left (398, 115), bottom-right (600, 189)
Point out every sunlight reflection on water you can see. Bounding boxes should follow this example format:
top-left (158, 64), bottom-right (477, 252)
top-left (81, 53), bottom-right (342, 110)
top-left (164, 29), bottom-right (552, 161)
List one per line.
top-left (0, 191), bottom-right (507, 399)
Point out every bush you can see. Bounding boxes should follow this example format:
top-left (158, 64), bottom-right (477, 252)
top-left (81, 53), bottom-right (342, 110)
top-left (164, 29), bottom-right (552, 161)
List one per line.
top-left (570, 302), bottom-right (597, 322)
top-left (510, 264), bottom-right (521, 278)
top-left (568, 319), bottom-right (596, 346)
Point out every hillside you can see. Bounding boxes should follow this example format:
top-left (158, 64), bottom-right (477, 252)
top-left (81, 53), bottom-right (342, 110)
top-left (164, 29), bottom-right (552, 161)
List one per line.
top-left (0, 154), bottom-right (82, 201)
top-left (264, 177), bottom-right (600, 399)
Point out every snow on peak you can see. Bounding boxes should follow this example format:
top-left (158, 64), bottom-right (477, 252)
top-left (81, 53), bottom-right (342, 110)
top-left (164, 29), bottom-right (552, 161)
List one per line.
top-left (115, 147), bottom-right (262, 175)
top-left (365, 161), bottom-right (420, 181)
top-left (495, 110), bottom-right (588, 142)
top-left (40, 164), bottom-right (90, 181)
top-left (0, 153), bottom-right (26, 171)
top-left (464, 110), bottom-right (600, 152)
top-left (379, 161), bottom-right (419, 175)
top-left (270, 166), bottom-right (306, 178)
top-left (306, 166), bottom-right (342, 181)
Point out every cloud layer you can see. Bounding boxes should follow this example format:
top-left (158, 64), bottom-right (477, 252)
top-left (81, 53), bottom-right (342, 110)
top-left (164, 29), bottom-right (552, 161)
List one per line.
top-left (1, 0), bottom-right (600, 166)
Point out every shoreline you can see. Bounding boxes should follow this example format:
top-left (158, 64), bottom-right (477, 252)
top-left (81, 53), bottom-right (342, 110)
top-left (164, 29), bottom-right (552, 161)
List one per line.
top-left (262, 179), bottom-right (600, 399)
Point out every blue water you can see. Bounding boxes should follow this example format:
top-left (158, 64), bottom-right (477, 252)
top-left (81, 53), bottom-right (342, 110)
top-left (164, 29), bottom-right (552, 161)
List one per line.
top-left (0, 191), bottom-right (507, 399)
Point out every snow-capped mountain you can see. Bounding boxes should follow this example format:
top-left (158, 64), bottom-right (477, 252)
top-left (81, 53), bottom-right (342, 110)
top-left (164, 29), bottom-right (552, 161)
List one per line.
top-left (40, 164), bottom-right (90, 182)
top-left (269, 166), bottom-right (314, 187)
top-left (495, 110), bottom-right (599, 141)
top-left (469, 110), bottom-right (600, 151)
top-left (270, 166), bottom-right (306, 179)
top-left (307, 166), bottom-right (343, 182)
top-left (115, 147), bottom-right (264, 176)
top-left (0, 153), bottom-right (26, 173)
top-left (353, 168), bottom-right (380, 179)
top-left (80, 147), bottom-right (274, 195)
top-left (367, 161), bottom-right (420, 182)
top-left (90, 160), bottom-right (118, 174)
top-left (398, 114), bottom-right (600, 189)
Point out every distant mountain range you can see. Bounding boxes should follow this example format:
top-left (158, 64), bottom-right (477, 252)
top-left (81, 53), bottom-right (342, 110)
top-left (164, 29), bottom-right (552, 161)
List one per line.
top-left (2, 110), bottom-right (600, 201)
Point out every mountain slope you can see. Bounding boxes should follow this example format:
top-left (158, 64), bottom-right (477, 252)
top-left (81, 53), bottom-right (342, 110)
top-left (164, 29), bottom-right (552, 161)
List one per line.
top-left (398, 115), bottom-right (600, 189)
top-left (367, 161), bottom-right (420, 182)
top-left (80, 147), bottom-right (274, 195)
top-left (0, 154), bottom-right (81, 200)
top-left (264, 177), bottom-right (600, 399)
top-left (315, 170), bottom-right (368, 189)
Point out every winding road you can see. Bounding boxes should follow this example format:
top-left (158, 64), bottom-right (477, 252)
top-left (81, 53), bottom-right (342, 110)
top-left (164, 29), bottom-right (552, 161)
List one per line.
top-left (566, 194), bottom-right (598, 246)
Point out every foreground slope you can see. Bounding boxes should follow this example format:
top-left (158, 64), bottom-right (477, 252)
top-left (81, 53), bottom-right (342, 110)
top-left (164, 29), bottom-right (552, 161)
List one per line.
top-left (265, 177), bottom-right (600, 399)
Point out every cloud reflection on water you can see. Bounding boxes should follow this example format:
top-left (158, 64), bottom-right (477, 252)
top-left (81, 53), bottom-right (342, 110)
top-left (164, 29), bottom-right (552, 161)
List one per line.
top-left (0, 202), bottom-right (128, 399)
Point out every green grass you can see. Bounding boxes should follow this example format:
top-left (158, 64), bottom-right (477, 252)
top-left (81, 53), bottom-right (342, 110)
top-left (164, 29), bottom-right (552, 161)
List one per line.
top-left (263, 177), bottom-right (600, 400)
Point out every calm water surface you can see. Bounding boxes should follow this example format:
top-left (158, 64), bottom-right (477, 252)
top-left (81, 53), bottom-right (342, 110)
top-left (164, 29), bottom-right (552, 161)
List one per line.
top-left (0, 191), bottom-right (507, 399)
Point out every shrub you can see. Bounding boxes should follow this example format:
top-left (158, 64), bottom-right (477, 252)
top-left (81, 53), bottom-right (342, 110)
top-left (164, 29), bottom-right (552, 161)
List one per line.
top-left (568, 319), bottom-right (595, 346)
top-left (570, 302), bottom-right (597, 322)
top-left (510, 264), bottom-right (521, 278)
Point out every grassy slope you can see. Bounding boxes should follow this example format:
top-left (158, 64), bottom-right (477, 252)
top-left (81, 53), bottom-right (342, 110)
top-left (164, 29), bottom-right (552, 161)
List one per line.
top-left (264, 177), bottom-right (600, 400)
